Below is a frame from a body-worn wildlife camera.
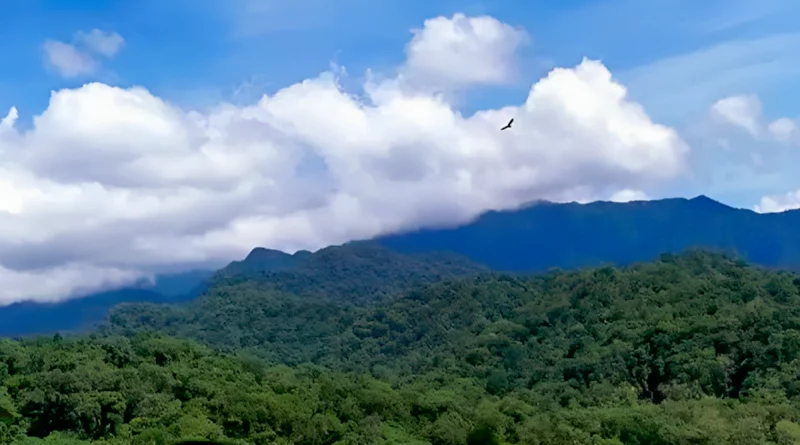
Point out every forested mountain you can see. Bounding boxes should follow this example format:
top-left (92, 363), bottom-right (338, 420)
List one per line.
top-left (109, 250), bottom-right (800, 398)
top-left (11, 195), bottom-right (800, 443)
top-left (0, 244), bottom-right (484, 338)
top-left (214, 242), bottom-right (489, 305)
top-left (375, 195), bottom-right (800, 271)
top-left (8, 251), bottom-right (800, 444)
top-left (106, 243), bottom-right (490, 365)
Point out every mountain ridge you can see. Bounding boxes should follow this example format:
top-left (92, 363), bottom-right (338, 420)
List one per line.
top-left (373, 194), bottom-right (800, 271)
top-left (5, 194), bottom-right (800, 338)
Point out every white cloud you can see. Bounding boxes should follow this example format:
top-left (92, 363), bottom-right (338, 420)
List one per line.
top-left (754, 190), bottom-right (800, 213)
top-left (710, 94), bottom-right (800, 144)
top-left (75, 29), bottom-right (125, 58)
top-left (711, 94), bottom-right (761, 136)
top-left (1, 14), bottom-right (689, 305)
top-left (42, 40), bottom-right (98, 78)
top-left (0, 264), bottom-right (146, 305)
top-left (768, 117), bottom-right (798, 142)
top-left (42, 29), bottom-right (124, 78)
top-left (402, 13), bottom-right (528, 88)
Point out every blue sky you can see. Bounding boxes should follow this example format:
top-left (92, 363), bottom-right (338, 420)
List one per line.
top-left (5, 0), bottom-right (798, 117)
top-left (2, 0), bottom-right (799, 209)
top-left (0, 0), bottom-right (788, 206)
top-left (3, 0), bottom-right (800, 302)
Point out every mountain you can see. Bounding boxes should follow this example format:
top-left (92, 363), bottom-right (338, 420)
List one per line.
top-left (145, 269), bottom-right (215, 297)
top-left (0, 270), bottom-right (213, 338)
top-left (9, 194), bottom-right (800, 339)
top-left (1, 242), bottom-right (484, 339)
top-left (211, 241), bottom-right (489, 304)
top-left (0, 288), bottom-right (169, 338)
top-left (107, 243), bottom-right (490, 357)
top-left (374, 195), bottom-right (800, 271)
top-left (221, 246), bottom-right (310, 275)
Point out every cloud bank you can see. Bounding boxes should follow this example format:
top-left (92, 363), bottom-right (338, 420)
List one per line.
top-left (1, 14), bottom-right (689, 304)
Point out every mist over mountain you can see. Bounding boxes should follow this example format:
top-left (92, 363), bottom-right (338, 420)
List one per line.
top-left (5, 195), bottom-right (800, 338)
top-left (0, 270), bottom-right (213, 337)
top-left (374, 195), bottom-right (800, 271)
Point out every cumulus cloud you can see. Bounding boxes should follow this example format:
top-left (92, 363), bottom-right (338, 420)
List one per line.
top-left (710, 94), bottom-right (799, 143)
top-left (42, 29), bottom-right (125, 78)
top-left (754, 190), bottom-right (800, 213)
top-left (2, 14), bottom-right (688, 305)
top-left (402, 13), bottom-right (528, 88)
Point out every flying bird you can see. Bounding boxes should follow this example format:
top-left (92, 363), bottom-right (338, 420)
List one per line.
top-left (500, 118), bottom-right (513, 131)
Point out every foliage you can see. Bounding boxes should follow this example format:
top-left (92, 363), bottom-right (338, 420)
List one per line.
top-left (214, 242), bottom-right (489, 305)
top-left (113, 251), bottom-right (800, 396)
top-left (5, 332), bottom-right (800, 444)
top-left (15, 250), bottom-right (800, 443)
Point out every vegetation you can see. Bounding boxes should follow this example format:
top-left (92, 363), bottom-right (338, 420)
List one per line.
top-left (9, 251), bottom-right (800, 443)
top-left (0, 242), bottom-right (484, 339)
top-left (214, 242), bottom-right (490, 305)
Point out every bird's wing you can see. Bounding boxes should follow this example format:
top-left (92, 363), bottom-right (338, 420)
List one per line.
top-left (509, 118), bottom-right (514, 125)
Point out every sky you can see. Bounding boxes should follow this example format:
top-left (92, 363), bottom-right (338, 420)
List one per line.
top-left (1, 0), bottom-right (800, 304)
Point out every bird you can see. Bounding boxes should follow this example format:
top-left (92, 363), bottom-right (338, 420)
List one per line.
top-left (500, 118), bottom-right (513, 131)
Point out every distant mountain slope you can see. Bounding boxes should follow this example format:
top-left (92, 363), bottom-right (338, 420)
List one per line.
top-left (374, 195), bottom-right (800, 271)
top-left (2, 240), bottom-right (484, 339)
top-left (0, 288), bottom-right (170, 337)
top-left (0, 270), bottom-right (213, 338)
top-left (212, 241), bottom-right (490, 304)
top-left (12, 194), bottom-right (800, 338)
top-left (146, 269), bottom-right (215, 297)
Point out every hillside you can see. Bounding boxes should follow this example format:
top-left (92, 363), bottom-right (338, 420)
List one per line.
top-left (18, 251), bottom-right (800, 444)
top-left (212, 241), bottom-right (489, 305)
top-left (0, 244), bottom-right (483, 339)
top-left (110, 251), bottom-right (800, 401)
top-left (374, 195), bottom-right (800, 271)
top-left (107, 243), bottom-right (488, 364)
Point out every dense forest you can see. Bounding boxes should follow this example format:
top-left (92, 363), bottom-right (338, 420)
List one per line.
top-left (7, 251), bottom-right (800, 443)
top-left (214, 242), bottom-right (490, 305)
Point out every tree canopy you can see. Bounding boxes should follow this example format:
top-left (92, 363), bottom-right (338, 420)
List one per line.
top-left (8, 251), bottom-right (800, 444)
